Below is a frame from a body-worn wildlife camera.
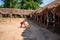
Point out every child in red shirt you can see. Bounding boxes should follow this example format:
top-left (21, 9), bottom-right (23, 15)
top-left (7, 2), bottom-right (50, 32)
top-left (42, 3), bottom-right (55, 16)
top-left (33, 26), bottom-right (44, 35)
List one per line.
top-left (20, 20), bottom-right (25, 28)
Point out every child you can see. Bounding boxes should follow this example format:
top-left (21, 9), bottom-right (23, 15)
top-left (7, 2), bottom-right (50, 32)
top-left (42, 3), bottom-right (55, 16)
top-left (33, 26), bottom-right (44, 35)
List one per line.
top-left (20, 20), bottom-right (25, 28)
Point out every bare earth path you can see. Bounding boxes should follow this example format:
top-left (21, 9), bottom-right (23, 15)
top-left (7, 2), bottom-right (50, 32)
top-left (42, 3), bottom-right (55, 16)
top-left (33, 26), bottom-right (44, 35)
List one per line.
top-left (0, 18), bottom-right (26, 40)
top-left (0, 18), bottom-right (60, 40)
top-left (22, 19), bottom-right (60, 40)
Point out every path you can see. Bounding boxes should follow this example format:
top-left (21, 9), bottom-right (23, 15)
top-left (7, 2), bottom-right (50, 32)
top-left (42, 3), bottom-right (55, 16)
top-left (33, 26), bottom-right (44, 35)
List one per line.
top-left (22, 19), bottom-right (60, 40)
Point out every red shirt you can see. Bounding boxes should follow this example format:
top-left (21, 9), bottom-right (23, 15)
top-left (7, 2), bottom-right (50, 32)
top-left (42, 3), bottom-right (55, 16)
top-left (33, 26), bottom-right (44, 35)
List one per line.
top-left (20, 20), bottom-right (25, 25)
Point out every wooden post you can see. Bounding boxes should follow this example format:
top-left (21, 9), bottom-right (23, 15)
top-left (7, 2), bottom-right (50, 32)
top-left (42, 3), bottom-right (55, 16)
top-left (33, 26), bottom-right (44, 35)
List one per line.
top-left (53, 14), bottom-right (55, 27)
top-left (47, 13), bottom-right (48, 28)
top-left (0, 14), bottom-right (2, 18)
top-left (58, 16), bottom-right (59, 33)
top-left (44, 15), bottom-right (45, 24)
top-left (41, 15), bottom-right (42, 23)
top-left (0, 14), bottom-right (2, 21)
top-left (52, 14), bottom-right (55, 32)
top-left (38, 16), bottom-right (39, 22)
top-left (39, 16), bottom-right (41, 23)
top-left (10, 14), bottom-right (12, 22)
top-left (36, 16), bottom-right (38, 22)
top-left (36, 16), bottom-right (37, 21)
top-left (35, 15), bottom-right (36, 20)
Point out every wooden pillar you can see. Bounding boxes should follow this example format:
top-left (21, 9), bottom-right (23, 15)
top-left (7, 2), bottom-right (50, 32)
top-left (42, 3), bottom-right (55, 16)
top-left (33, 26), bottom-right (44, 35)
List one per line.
top-left (47, 13), bottom-right (48, 28)
top-left (44, 15), bottom-right (45, 24)
top-left (34, 15), bottom-right (36, 20)
top-left (53, 14), bottom-right (55, 27)
top-left (41, 15), bottom-right (42, 23)
top-left (58, 17), bottom-right (60, 33)
top-left (25, 15), bottom-right (26, 18)
top-left (37, 16), bottom-right (39, 22)
top-left (34, 15), bottom-right (35, 20)
top-left (35, 15), bottom-right (36, 20)
top-left (0, 14), bottom-right (2, 18)
top-left (43, 15), bottom-right (44, 24)
top-left (10, 14), bottom-right (12, 22)
top-left (44, 15), bottom-right (47, 25)
top-left (31, 15), bottom-right (32, 19)
top-left (36, 16), bottom-right (37, 21)
top-left (33, 15), bottom-right (34, 20)
top-left (38, 16), bottom-right (39, 23)
top-left (37, 16), bottom-right (38, 22)
top-left (59, 17), bottom-right (60, 33)
top-left (39, 16), bottom-right (41, 23)
top-left (52, 14), bottom-right (55, 32)
top-left (32, 15), bottom-right (33, 19)
top-left (36, 16), bottom-right (38, 22)
top-left (0, 14), bottom-right (2, 21)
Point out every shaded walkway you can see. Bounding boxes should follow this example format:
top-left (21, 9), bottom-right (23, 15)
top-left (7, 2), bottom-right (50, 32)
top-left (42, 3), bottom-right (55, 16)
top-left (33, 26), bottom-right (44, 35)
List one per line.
top-left (22, 19), bottom-right (60, 40)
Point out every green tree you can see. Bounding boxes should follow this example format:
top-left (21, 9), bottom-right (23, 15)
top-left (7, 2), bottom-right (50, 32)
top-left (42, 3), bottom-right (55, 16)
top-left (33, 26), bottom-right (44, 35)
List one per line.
top-left (2, 0), bottom-right (20, 8)
top-left (19, 0), bottom-right (43, 10)
top-left (0, 5), bottom-right (3, 8)
top-left (2, 0), bottom-right (43, 10)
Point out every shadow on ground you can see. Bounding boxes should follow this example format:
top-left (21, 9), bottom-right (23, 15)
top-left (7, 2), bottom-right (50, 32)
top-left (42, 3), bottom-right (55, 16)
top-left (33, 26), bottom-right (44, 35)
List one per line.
top-left (21, 27), bottom-right (37, 40)
top-left (21, 19), bottom-right (60, 40)
top-left (21, 27), bottom-right (31, 40)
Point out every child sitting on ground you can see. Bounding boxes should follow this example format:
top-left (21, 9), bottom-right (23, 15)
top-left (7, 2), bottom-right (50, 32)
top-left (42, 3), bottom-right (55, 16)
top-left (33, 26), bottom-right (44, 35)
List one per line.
top-left (20, 20), bottom-right (29, 28)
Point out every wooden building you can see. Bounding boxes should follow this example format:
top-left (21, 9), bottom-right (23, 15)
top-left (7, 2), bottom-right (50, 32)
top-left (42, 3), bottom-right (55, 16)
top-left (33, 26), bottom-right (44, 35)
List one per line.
top-left (53, 5), bottom-right (60, 33)
top-left (0, 8), bottom-right (34, 18)
top-left (31, 0), bottom-right (60, 33)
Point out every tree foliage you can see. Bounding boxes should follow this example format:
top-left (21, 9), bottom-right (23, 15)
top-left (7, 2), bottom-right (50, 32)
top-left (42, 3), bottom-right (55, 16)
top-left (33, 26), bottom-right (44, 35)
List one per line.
top-left (2, 0), bottom-right (20, 8)
top-left (20, 0), bottom-right (43, 10)
top-left (0, 5), bottom-right (3, 8)
top-left (2, 0), bottom-right (43, 10)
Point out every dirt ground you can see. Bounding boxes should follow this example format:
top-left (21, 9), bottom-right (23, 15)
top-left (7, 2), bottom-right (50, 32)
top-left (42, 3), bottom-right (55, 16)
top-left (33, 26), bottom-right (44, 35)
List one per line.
top-left (0, 18), bottom-right (26, 40)
top-left (0, 18), bottom-right (60, 40)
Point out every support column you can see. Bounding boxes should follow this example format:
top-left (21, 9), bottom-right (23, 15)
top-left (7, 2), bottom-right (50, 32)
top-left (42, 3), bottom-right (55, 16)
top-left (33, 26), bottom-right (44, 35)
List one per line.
top-left (35, 15), bottom-right (36, 20)
top-left (40, 16), bottom-right (42, 23)
top-left (10, 14), bottom-right (12, 22)
top-left (34, 15), bottom-right (35, 20)
top-left (44, 15), bottom-right (45, 24)
top-left (36, 16), bottom-right (38, 22)
top-left (0, 14), bottom-right (2, 18)
top-left (0, 14), bottom-right (2, 21)
top-left (36, 16), bottom-right (37, 21)
top-left (53, 15), bottom-right (55, 27)
top-left (39, 16), bottom-right (41, 23)
top-left (47, 14), bottom-right (48, 28)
